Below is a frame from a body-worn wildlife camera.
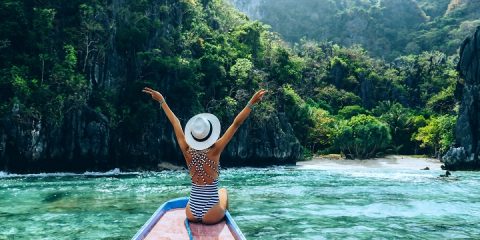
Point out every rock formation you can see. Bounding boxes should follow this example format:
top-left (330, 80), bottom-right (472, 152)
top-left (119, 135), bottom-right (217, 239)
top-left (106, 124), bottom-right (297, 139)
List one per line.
top-left (0, 0), bottom-right (303, 173)
top-left (443, 26), bottom-right (480, 170)
top-left (1, 106), bottom-right (110, 172)
top-left (0, 105), bottom-right (301, 173)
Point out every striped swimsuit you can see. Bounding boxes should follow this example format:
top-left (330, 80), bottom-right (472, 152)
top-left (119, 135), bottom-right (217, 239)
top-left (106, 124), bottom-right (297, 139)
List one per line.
top-left (187, 147), bottom-right (220, 220)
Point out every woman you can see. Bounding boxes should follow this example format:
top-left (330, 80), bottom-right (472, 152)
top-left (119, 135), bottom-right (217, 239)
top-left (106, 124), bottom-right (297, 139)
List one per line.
top-left (142, 87), bottom-right (267, 224)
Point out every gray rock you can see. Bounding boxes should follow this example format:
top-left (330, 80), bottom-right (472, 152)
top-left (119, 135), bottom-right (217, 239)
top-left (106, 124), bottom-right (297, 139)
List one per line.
top-left (443, 147), bottom-right (468, 167)
top-left (223, 113), bottom-right (302, 166)
top-left (0, 106), bottom-right (110, 172)
top-left (443, 26), bottom-right (480, 170)
top-left (157, 162), bottom-right (184, 171)
top-left (0, 103), bottom-right (302, 172)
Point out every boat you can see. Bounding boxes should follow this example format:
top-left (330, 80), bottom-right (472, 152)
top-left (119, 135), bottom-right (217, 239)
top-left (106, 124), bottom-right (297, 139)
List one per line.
top-left (132, 197), bottom-right (246, 240)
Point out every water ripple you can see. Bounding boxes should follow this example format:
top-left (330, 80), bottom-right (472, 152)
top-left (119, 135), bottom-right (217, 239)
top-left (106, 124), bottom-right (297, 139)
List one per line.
top-left (0, 167), bottom-right (479, 239)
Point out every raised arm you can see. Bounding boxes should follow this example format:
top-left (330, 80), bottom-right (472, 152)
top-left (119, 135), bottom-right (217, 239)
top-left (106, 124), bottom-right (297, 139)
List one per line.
top-left (213, 90), bottom-right (267, 154)
top-left (142, 87), bottom-right (188, 153)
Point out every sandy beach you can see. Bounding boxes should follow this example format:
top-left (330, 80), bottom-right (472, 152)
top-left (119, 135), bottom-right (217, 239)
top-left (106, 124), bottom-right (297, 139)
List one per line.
top-left (297, 155), bottom-right (443, 171)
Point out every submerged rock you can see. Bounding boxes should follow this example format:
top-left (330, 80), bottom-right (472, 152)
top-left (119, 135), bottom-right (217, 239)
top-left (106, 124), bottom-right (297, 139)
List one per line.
top-left (43, 192), bottom-right (67, 203)
top-left (157, 162), bottom-right (184, 171)
top-left (443, 27), bottom-right (480, 170)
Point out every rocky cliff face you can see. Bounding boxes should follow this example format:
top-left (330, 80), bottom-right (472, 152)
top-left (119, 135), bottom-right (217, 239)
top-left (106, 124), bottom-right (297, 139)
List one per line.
top-left (222, 113), bottom-right (302, 166)
top-left (0, 0), bottom-right (303, 173)
top-left (0, 105), bottom-right (301, 173)
top-left (1, 106), bottom-right (110, 172)
top-left (446, 0), bottom-right (472, 14)
top-left (443, 27), bottom-right (480, 170)
top-left (446, 0), bottom-right (480, 18)
top-left (228, 0), bottom-right (265, 20)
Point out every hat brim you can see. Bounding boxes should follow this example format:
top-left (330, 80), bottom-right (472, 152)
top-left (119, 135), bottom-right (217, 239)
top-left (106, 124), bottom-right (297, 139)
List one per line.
top-left (184, 113), bottom-right (221, 150)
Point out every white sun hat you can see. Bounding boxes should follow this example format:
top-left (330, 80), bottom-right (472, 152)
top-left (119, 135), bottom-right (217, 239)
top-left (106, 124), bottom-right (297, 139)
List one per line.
top-left (184, 113), bottom-right (221, 150)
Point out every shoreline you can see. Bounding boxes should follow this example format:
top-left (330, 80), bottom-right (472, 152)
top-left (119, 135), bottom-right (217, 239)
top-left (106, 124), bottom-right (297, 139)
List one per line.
top-left (0, 155), bottom-right (445, 176)
top-left (297, 155), bottom-right (443, 171)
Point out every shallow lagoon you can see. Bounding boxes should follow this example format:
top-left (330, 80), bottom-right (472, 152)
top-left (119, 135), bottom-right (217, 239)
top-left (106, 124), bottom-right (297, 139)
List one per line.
top-left (0, 161), bottom-right (479, 239)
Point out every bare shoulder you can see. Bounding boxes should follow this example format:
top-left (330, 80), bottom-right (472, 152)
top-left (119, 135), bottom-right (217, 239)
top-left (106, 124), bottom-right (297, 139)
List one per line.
top-left (208, 144), bottom-right (222, 162)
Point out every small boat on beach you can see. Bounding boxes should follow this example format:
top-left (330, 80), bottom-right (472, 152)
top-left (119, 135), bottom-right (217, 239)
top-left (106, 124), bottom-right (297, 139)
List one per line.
top-left (132, 197), bottom-right (246, 240)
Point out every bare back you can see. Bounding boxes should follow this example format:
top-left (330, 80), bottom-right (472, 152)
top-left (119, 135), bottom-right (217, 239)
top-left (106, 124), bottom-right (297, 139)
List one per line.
top-left (185, 147), bottom-right (220, 185)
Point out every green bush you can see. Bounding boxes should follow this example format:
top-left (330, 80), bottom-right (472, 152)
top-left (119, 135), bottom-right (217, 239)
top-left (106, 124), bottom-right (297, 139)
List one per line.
top-left (282, 85), bottom-right (335, 153)
top-left (314, 85), bottom-right (361, 113)
top-left (338, 105), bottom-right (367, 119)
top-left (376, 102), bottom-right (415, 154)
top-left (308, 107), bottom-right (335, 152)
top-left (282, 85), bottom-right (314, 146)
top-left (426, 84), bottom-right (456, 114)
top-left (333, 114), bottom-right (391, 159)
top-left (413, 114), bottom-right (456, 157)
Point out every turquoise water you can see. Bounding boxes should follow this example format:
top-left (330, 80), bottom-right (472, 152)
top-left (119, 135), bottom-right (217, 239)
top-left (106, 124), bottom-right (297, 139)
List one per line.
top-left (0, 165), bottom-right (479, 239)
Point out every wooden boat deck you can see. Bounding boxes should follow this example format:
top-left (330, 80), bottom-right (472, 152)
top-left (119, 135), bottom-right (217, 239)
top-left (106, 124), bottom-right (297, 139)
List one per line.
top-left (144, 209), bottom-right (236, 240)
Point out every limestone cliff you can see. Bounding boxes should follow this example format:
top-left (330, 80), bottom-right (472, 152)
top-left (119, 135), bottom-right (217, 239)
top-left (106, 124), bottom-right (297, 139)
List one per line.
top-left (446, 0), bottom-right (472, 14)
top-left (0, 0), bottom-right (303, 173)
top-left (0, 106), bottom-right (301, 173)
top-left (443, 27), bottom-right (480, 170)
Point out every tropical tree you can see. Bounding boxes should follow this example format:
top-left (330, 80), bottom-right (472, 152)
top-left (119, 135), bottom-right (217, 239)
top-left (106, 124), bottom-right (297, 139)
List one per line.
top-left (414, 114), bottom-right (456, 157)
top-left (333, 114), bottom-right (391, 159)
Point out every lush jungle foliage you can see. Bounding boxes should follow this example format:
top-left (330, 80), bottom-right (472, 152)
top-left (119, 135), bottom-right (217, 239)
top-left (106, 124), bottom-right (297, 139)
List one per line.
top-left (333, 114), bottom-right (391, 159)
top-left (0, 0), bottom-right (461, 160)
top-left (230, 0), bottom-right (480, 60)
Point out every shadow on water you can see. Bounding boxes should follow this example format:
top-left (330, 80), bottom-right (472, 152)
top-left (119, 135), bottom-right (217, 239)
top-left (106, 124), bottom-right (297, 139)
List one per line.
top-left (0, 171), bottom-right (141, 181)
top-left (43, 192), bottom-right (67, 203)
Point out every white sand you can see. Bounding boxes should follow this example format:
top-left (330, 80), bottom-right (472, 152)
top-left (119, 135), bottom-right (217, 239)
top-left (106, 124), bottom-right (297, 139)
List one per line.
top-left (297, 155), bottom-right (443, 171)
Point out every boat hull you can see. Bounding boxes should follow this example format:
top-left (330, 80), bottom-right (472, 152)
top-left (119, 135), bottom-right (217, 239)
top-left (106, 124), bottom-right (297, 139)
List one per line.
top-left (132, 197), bottom-right (246, 240)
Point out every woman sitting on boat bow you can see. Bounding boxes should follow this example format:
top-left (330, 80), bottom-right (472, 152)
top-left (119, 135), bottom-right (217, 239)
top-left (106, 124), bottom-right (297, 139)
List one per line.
top-left (143, 87), bottom-right (267, 224)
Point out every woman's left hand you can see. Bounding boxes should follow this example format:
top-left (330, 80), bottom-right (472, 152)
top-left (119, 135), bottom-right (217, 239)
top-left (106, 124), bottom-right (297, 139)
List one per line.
top-left (249, 89), bottom-right (267, 105)
top-left (142, 87), bottom-right (165, 103)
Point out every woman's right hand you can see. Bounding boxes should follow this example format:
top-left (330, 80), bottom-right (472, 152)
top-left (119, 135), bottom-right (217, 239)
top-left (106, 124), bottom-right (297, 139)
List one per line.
top-left (142, 87), bottom-right (165, 103)
top-left (249, 89), bottom-right (267, 105)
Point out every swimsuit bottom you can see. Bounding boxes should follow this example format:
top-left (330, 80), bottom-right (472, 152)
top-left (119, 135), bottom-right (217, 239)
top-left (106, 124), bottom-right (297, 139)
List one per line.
top-left (188, 179), bottom-right (219, 220)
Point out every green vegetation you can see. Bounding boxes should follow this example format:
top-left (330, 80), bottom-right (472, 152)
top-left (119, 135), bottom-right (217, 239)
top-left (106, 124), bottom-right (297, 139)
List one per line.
top-left (338, 105), bottom-right (367, 119)
top-left (373, 102), bottom-right (422, 154)
top-left (0, 0), bottom-right (460, 161)
top-left (230, 0), bottom-right (480, 59)
top-left (333, 114), bottom-right (391, 159)
top-left (414, 114), bottom-right (457, 158)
